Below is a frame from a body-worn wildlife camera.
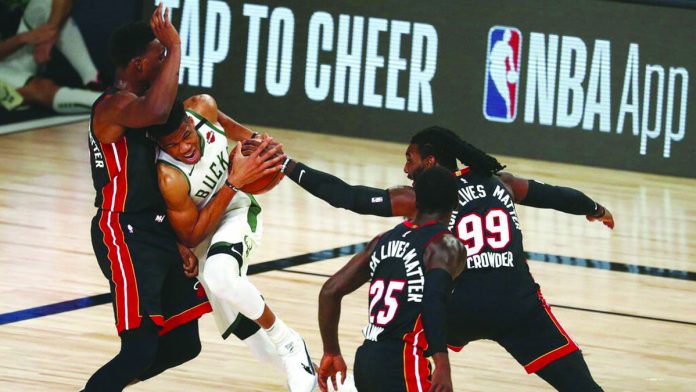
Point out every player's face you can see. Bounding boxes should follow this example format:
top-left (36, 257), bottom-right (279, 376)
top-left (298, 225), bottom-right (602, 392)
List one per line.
top-left (404, 144), bottom-right (426, 185)
top-left (158, 117), bottom-right (201, 165)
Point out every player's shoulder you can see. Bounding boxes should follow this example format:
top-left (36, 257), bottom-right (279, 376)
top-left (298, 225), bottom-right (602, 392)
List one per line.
top-left (184, 94), bottom-right (218, 122)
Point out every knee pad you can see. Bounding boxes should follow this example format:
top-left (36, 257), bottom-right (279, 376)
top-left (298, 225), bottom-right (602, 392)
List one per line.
top-left (203, 253), bottom-right (265, 320)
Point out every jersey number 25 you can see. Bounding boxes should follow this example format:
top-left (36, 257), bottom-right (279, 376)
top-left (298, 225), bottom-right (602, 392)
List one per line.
top-left (368, 279), bottom-right (405, 326)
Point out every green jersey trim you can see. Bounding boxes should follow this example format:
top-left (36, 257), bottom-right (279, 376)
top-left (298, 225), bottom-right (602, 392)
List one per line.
top-left (186, 109), bottom-right (226, 136)
top-left (247, 194), bottom-right (262, 233)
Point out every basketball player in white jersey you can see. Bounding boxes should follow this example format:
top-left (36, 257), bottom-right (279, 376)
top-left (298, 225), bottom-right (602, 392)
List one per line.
top-left (151, 94), bottom-right (317, 392)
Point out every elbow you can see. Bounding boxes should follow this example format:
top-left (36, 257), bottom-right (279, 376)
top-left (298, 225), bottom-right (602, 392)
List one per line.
top-left (178, 235), bottom-right (200, 249)
top-left (320, 279), bottom-right (341, 302)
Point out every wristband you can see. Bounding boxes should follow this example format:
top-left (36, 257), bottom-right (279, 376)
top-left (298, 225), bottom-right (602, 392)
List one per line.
top-left (224, 179), bottom-right (241, 192)
top-left (280, 157), bottom-right (292, 174)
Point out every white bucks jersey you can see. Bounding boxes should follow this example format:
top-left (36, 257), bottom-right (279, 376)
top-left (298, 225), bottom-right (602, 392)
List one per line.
top-left (157, 110), bottom-right (254, 212)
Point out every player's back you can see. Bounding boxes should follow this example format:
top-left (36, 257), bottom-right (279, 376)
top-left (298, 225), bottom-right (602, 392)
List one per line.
top-left (447, 167), bottom-right (538, 317)
top-left (363, 220), bottom-right (450, 350)
top-left (88, 89), bottom-right (166, 214)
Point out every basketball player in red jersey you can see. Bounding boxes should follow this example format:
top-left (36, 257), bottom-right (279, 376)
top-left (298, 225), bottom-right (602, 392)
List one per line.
top-left (83, 5), bottom-right (272, 391)
top-left (247, 126), bottom-right (609, 391)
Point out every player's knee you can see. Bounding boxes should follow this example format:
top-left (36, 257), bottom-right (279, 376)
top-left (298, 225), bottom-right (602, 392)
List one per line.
top-left (202, 253), bottom-right (242, 297)
top-left (119, 332), bottom-right (159, 372)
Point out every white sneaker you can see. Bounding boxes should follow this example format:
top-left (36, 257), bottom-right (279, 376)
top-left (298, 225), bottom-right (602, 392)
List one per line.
top-left (278, 331), bottom-right (317, 392)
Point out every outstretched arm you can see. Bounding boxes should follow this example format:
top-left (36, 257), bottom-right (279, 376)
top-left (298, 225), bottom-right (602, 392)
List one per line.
top-left (282, 158), bottom-right (417, 217)
top-left (498, 172), bottom-right (614, 229)
top-left (421, 235), bottom-right (466, 392)
top-left (317, 236), bottom-right (378, 392)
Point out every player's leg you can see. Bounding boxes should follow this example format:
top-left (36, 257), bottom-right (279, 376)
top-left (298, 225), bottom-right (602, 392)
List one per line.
top-left (496, 290), bottom-right (602, 391)
top-left (354, 340), bottom-right (421, 392)
top-left (200, 209), bottom-right (317, 391)
top-left (17, 77), bottom-right (100, 113)
top-left (83, 317), bottom-right (160, 392)
top-left (137, 320), bottom-right (202, 381)
top-left (535, 350), bottom-right (603, 391)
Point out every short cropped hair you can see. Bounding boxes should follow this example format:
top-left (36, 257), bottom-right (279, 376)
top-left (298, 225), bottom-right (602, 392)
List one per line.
top-left (108, 21), bottom-right (155, 68)
top-left (414, 166), bottom-right (459, 215)
top-left (148, 99), bottom-right (186, 139)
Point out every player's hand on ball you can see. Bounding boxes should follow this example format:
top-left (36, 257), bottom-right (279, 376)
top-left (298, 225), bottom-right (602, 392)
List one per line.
top-left (228, 138), bottom-right (285, 188)
top-left (177, 243), bottom-right (199, 277)
top-left (318, 353), bottom-right (347, 392)
top-left (241, 136), bottom-right (284, 158)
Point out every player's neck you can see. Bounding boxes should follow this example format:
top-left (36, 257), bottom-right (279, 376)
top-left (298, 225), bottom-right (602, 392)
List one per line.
top-left (114, 71), bottom-right (149, 95)
top-left (412, 211), bottom-right (448, 227)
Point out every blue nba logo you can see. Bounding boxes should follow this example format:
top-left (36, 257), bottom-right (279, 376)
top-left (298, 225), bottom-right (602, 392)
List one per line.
top-left (483, 26), bottom-right (522, 123)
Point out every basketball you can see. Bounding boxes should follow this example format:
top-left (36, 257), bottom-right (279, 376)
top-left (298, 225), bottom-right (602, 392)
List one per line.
top-left (240, 171), bottom-right (284, 194)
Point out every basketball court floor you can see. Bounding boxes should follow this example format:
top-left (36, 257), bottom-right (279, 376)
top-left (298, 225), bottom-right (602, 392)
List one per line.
top-left (0, 121), bottom-right (694, 391)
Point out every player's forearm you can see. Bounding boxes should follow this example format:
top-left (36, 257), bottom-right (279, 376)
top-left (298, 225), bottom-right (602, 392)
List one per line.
top-left (283, 159), bottom-right (393, 217)
top-left (318, 282), bottom-right (344, 354)
top-left (47, 0), bottom-right (73, 29)
top-left (219, 111), bottom-right (254, 141)
top-left (179, 186), bottom-right (235, 247)
top-left (0, 35), bottom-right (25, 60)
top-left (142, 45), bottom-right (181, 122)
top-left (520, 180), bottom-right (605, 217)
top-left (422, 268), bottom-right (451, 355)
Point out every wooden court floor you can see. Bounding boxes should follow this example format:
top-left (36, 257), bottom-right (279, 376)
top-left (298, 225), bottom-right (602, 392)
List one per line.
top-left (0, 121), bottom-right (694, 391)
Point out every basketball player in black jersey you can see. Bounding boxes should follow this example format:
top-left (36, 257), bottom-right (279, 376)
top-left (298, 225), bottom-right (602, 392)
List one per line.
top-left (246, 126), bottom-right (607, 390)
top-left (318, 166), bottom-right (466, 392)
top-left (83, 5), bottom-right (273, 391)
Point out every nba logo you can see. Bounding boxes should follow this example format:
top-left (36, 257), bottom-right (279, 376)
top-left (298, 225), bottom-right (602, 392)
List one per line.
top-left (483, 26), bottom-right (522, 123)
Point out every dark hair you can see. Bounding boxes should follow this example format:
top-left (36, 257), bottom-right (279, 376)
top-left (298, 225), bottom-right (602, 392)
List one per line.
top-left (109, 21), bottom-right (155, 68)
top-left (410, 126), bottom-right (505, 176)
top-left (414, 166), bottom-right (459, 215)
top-left (149, 99), bottom-right (186, 139)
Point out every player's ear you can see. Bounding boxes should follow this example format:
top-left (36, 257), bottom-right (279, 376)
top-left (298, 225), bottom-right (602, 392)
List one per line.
top-left (424, 155), bottom-right (437, 168)
top-left (132, 57), bottom-right (143, 73)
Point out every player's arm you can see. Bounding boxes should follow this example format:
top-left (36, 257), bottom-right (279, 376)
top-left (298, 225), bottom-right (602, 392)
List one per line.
top-left (284, 158), bottom-right (417, 217)
top-left (422, 234), bottom-right (467, 392)
top-left (497, 171), bottom-right (615, 229)
top-left (317, 236), bottom-right (379, 392)
top-left (92, 5), bottom-right (181, 144)
top-left (157, 138), bottom-right (284, 247)
top-left (184, 94), bottom-right (255, 141)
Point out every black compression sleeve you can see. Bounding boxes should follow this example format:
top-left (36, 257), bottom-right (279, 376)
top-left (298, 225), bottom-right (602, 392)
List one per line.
top-left (422, 268), bottom-right (451, 355)
top-left (521, 180), bottom-right (603, 216)
top-left (285, 161), bottom-right (393, 217)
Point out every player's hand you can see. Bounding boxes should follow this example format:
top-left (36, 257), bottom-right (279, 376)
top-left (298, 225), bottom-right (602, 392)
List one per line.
top-left (241, 137), bottom-right (285, 158)
top-left (318, 353), bottom-right (347, 392)
top-left (586, 205), bottom-right (614, 229)
top-left (150, 3), bottom-right (180, 48)
top-left (429, 353), bottom-right (453, 392)
top-left (177, 243), bottom-right (199, 277)
top-left (228, 138), bottom-right (285, 187)
top-left (21, 24), bottom-right (58, 45)
top-left (32, 34), bottom-right (57, 63)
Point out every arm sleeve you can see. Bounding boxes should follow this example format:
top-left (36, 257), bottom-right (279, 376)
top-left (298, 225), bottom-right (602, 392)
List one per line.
top-left (521, 180), bottom-right (604, 216)
top-left (422, 268), bottom-right (451, 355)
top-left (285, 161), bottom-right (393, 217)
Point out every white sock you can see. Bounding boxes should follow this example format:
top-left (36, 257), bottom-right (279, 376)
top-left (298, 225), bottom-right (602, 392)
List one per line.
top-left (52, 87), bottom-right (100, 113)
top-left (243, 329), bottom-right (284, 370)
top-left (265, 318), bottom-right (294, 347)
top-left (56, 18), bottom-right (99, 85)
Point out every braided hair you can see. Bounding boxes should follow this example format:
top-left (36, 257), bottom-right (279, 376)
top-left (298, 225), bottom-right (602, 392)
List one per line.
top-left (410, 126), bottom-right (505, 176)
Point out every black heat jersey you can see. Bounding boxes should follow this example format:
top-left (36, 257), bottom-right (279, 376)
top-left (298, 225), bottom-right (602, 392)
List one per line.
top-left (362, 220), bottom-right (450, 349)
top-left (88, 89), bottom-right (166, 213)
